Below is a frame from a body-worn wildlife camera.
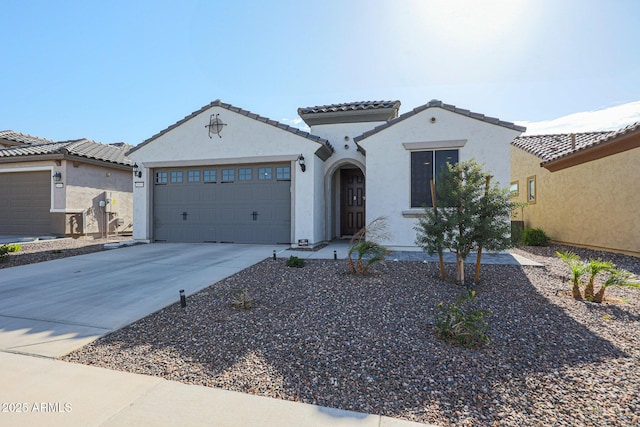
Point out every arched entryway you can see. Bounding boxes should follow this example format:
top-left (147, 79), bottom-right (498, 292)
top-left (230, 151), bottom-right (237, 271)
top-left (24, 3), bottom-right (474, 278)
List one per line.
top-left (325, 161), bottom-right (366, 240)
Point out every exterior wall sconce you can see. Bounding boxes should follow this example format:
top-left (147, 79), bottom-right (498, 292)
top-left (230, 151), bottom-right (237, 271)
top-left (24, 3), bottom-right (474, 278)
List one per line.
top-left (298, 154), bottom-right (306, 172)
top-left (133, 163), bottom-right (142, 178)
top-left (205, 113), bottom-right (227, 139)
top-left (52, 171), bottom-right (62, 182)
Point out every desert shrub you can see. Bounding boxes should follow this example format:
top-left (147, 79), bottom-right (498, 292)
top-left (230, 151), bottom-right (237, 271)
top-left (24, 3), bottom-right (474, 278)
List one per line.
top-left (0, 244), bottom-right (21, 262)
top-left (231, 289), bottom-right (253, 310)
top-left (348, 216), bottom-right (390, 275)
top-left (522, 228), bottom-right (549, 246)
top-left (434, 291), bottom-right (491, 348)
top-left (286, 255), bottom-right (305, 268)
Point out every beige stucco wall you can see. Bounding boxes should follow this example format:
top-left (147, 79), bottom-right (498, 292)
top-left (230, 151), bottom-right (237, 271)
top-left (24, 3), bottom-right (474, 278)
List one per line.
top-left (63, 161), bottom-right (133, 236)
top-left (510, 146), bottom-right (640, 256)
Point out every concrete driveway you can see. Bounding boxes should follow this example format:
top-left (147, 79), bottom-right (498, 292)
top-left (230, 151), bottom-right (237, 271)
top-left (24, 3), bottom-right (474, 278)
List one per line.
top-left (0, 243), bottom-right (287, 358)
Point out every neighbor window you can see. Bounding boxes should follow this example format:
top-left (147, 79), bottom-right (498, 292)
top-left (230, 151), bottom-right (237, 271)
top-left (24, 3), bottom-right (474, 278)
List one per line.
top-left (221, 169), bottom-right (235, 182)
top-left (510, 181), bottom-right (519, 195)
top-left (527, 175), bottom-right (536, 204)
top-left (155, 171), bottom-right (168, 184)
top-left (188, 170), bottom-right (200, 182)
top-left (238, 168), bottom-right (252, 181)
top-left (258, 167), bottom-right (272, 180)
top-left (203, 169), bottom-right (216, 183)
top-left (276, 166), bottom-right (290, 180)
top-left (410, 149), bottom-right (459, 208)
top-left (170, 171), bottom-right (183, 183)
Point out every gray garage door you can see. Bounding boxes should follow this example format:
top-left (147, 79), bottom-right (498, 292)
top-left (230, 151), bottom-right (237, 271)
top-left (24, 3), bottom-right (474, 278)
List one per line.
top-left (0, 171), bottom-right (51, 235)
top-left (153, 163), bottom-right (291, 244)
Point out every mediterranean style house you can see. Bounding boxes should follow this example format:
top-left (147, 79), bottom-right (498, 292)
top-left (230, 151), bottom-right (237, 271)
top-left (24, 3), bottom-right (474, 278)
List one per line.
top-left (127, 99), bottom-right (524, 248)
top-left (0, 131), bottom-right (133, 237)
top-left (511, 122), bottom-right (640, 256)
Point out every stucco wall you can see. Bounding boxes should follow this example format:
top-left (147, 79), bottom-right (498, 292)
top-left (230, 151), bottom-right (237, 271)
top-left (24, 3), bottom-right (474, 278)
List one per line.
top-left (511, 146), bottom-right (640, 255)
top-left (129, 105), bottom-right (328, 245)
top-left (360, 107), bottom-right (521, 247)
top-left (63, 161), bottom-right (133, 236)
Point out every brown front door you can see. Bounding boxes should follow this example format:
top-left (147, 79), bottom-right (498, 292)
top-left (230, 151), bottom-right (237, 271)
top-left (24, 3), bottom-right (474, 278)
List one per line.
top-left (340, 169), bottom-right (365, 236)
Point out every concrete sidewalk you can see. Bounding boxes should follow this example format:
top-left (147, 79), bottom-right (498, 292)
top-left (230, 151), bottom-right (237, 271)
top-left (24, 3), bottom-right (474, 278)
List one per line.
top-left (0, 352), bottom-right (432, 427)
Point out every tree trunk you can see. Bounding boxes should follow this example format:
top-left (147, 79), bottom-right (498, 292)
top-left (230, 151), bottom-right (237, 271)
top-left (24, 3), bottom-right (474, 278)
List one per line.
top-left (592, 287), bottom-right (606, 303)
top-left (456, 252), bottom-right (465, 287)
top-left (572, 281), bottom-right (583, 299)
top-left (584, 280), bottom-right (595, 300)
top-left (430, 179), bottom-right (446, 281)
top-left (475, 247), bottom-right (483, 284)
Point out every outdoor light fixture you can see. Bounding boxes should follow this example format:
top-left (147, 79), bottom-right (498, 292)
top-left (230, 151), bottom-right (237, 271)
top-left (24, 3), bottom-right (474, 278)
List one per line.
top-left (180, 289), bottom-right (186, 308)
top-left (52, 171), bottom-right (62, 182)
top-left (133, 163), bottom-right (142, 178)
top-left (205, 113), bottom-right (227, 139)
top-left (298, 154), bottom-right (306, 172)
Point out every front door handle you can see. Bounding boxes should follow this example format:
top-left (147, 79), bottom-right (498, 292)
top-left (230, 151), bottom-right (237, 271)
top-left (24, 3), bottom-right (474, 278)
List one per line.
top-left (182, 211), bottom-right (188, 220)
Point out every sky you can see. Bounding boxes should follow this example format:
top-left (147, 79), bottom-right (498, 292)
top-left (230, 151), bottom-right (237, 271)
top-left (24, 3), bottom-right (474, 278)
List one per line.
top-left (1, 0), bottom-right (639, 144)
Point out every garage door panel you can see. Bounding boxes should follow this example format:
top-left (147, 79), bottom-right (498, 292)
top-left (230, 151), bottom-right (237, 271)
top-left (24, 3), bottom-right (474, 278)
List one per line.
top-left (0, 171), bottom-right (51, 235)
top-left (153, 164), bottom-right (291, 244)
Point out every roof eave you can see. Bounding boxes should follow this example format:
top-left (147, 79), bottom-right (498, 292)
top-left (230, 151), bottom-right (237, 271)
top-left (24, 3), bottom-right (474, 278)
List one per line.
top-left (543, 130), bottom-right (640, 172)
top-left (299, 108), bottom-right (398, 127)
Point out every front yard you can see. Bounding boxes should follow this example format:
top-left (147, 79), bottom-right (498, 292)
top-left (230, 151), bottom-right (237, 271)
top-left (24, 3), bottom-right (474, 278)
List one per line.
top-left (63, 245), bottom-right (640, 426)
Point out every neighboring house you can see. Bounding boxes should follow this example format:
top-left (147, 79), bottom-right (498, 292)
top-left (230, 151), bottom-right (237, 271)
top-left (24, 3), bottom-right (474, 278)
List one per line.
top-left (0, 131), bottom-right (134, 237)
top-left (511, 122), bottom-right (640, 256)
top-left (127, 99), bottom-right (524, 247)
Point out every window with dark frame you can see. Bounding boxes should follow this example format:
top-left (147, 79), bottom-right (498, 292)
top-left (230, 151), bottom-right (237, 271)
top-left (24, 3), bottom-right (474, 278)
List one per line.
top-left (410, 149), bottom-right (459, 208)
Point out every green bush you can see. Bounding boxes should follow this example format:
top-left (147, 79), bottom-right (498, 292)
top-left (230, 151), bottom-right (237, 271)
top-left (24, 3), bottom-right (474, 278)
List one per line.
top-left (434, 291), bottom-right (491, 348)
top-left (0, 243), bottom-right (21, 263)
top-left (522, 228), bottom-right (549, 246)
top-left (286, 255), bottom-right (305, 268)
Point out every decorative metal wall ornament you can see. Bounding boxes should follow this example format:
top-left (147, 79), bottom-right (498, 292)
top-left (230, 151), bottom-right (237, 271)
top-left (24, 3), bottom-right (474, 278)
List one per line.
top-left (205, 113), bottom-right (227, 139)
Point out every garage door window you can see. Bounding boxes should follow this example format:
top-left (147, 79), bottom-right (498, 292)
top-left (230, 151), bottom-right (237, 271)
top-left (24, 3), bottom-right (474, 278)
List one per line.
top-left (222, 169), bottom-right (235, 182)
top-left (188, 170), bottom-right (200, 182)
top-left (203, 169), bottom-right (217, 183)
top-left (171, 171), bottom-right (183, 183)
top-left (238, 168), bottom-right (252, 181)
top-left (258, 167), bottom-right (272, 180)
top-left (276, 166), bottom-right (290, 180)
top-left (156, 171), bottom-right (168, 184)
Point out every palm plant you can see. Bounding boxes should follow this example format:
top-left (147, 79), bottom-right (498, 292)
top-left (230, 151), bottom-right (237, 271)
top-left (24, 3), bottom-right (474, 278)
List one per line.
top-left (584, 259), bottom-right (614, 300)
top-left (556, 251), bottom-right (587, 299)
top-left (347, 216), bottom-right (390, 275)
top-left (592, 268), bottom-right (640, 303)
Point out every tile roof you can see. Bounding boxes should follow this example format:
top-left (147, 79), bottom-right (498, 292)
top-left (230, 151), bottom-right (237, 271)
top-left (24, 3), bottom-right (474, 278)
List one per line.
top-left (0, 139), bottom-right (133, 166)
top-left (297, 100), bottom-right (401, 115)
top-left (353, 99), bottom-right (526, 143)
top-left (128, 99), bottom-right (334, 155)
top-left (0, 130), bottom-right (54, 146)
top-left (512, 130), bottom-right (617, 161)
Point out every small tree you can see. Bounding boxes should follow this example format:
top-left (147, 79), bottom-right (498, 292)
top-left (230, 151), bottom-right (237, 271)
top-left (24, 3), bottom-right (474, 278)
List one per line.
top-left (415, 159), bottom-right (513, 288)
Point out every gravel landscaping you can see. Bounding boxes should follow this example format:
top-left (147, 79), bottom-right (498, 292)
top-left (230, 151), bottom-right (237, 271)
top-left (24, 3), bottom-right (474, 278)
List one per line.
top-left (0, 237), bottom-right (115, 269)
top-left (55, 243), bottom-right (640, 426)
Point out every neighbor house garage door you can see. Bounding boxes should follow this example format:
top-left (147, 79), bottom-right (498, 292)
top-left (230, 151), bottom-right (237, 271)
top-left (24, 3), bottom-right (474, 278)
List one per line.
top-left (0, 171), bottom-right (51, 235)
top-left (153, 163), bottom-right (291, 244)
